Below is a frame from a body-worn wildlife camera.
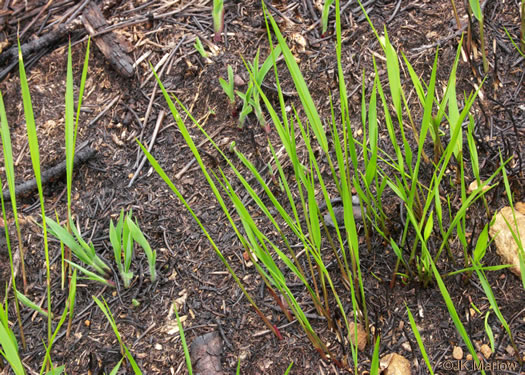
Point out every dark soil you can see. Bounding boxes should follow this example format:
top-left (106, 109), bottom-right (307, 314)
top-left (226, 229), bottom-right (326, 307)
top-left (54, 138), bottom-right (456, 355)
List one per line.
top-left (0, 0), bottom-right (523, 374)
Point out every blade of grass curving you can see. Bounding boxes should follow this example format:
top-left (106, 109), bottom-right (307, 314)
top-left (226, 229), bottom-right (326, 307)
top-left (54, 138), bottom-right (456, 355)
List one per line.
top-left (172, 303), bottom-right (192, 374)
top-left (405, 303), bottom-right (434, 374)
top-left (108, 358), bottom-right (124, 375)
top-left (284, 361), bottom-right (294, 374)
top-left (93, 296), bottom-right (142, 374)
top-left (404, 207), bottom-right (485, 373)
top-left (47, 217), bottom-right (109, 277)
top-left (147, 64), bottom-right (301, 338)
top-left (16, 291), bottom-right (52, 318)
top-left (65, 260), bottom-right (113, 286)
top-left (18, 39), bottom-right (53, 348)
top-left (66, 269), bottom-right (77, 338)
top-left (470, 225), bottom-right (519, 358)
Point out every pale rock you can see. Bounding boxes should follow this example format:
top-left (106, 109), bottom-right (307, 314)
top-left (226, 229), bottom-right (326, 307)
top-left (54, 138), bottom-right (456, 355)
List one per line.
top-left (489, 205), bottom-right (525, 277)
top-left (480, 344), bottom-right (492, 359)
top-left (452, 346), bottom-right (463, 360)
top-left (380, 353), bottom-right (411, 375)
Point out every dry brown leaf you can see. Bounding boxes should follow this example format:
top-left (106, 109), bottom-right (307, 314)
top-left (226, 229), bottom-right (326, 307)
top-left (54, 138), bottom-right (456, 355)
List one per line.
top-left (489, 206), bottom-right (525, 277)
top-left (348, 321), bottom-right (367, 351)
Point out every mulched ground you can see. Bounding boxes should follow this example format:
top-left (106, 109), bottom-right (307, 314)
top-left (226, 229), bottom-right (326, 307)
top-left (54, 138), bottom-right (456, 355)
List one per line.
top-left (0, 0), bottom-right (524, 374)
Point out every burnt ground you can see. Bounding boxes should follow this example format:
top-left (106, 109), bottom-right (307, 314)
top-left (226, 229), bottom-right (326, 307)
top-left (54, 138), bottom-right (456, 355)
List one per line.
top-left (0, 0), bottom-right (524, 374)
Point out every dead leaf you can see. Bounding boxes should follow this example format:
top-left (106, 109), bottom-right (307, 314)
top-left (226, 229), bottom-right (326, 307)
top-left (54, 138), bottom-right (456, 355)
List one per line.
top-left (489, 206), bottom-right (525, 277)
top-left (348, 321), bottom-right (367, 351)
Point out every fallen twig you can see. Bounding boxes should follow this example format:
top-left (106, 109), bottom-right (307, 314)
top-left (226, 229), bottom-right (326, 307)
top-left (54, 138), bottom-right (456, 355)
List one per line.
top-left (2, 144), bottom-right (96, 200)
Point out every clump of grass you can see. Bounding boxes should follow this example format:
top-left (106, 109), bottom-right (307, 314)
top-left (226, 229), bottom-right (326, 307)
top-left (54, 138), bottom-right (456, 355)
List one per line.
top-left (125, 213), bottom-right (157, 283)
top-left (47, 216), bottom-right (112, 283)
top-left (141, 0), bottom-right (518, 370)
top-left (110, 209), bottom-right (135, 288)
top-left (236, 46), bottom-right (281, 132)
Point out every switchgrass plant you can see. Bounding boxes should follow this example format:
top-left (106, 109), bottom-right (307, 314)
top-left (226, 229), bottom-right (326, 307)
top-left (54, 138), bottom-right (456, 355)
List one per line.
top-left (140, 0), bottom-right (368, 367)
top-left (354, 10), bottom-right (508, 287)
top-left (140, 0), bottom-right (518, 370)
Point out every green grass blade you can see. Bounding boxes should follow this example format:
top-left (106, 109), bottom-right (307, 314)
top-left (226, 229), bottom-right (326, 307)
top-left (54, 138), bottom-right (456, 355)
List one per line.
top-left (16, 291), bottom-right (52, 318)
top-left (370, 335), bottom-right (381, 375)
top-left (93, 296), bottom-right (142, 374)
top-left (19, 39), bottom-right (53, 345)
top-left (65, 40), bottom-right (75, 218)
top-left (172, 304), bottom-right (192, 375)
top-left (405, 304), bottom-right (434, 374)
top-left (321, 0), bottom-right (335, 35)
